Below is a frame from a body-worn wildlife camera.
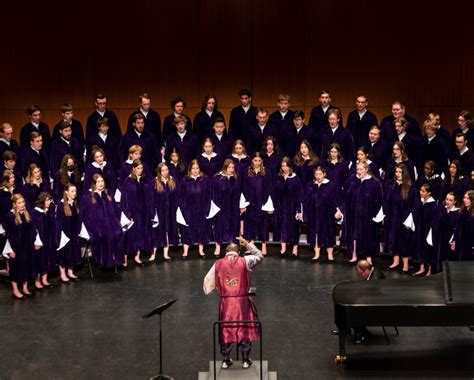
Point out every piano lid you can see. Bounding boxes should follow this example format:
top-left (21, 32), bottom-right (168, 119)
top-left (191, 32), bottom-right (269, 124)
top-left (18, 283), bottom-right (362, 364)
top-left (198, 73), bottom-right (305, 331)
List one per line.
top-left (443, 261), bottom-right (474, 306)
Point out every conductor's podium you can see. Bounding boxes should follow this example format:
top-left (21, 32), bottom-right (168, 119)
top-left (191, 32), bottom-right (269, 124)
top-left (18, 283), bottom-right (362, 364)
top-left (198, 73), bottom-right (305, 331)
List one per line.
top-left (198, 360), bottom-right (277, 380)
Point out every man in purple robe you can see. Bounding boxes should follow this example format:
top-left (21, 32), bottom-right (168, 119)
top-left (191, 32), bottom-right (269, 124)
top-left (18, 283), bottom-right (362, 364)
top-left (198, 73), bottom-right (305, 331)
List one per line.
top-left (193, 94), bottom-right (225, 144)
top-left (379, 101), bottom-right (421, 141)
top-left (162, 97), bottom-right (193, 141)
top-left (451, 133), bottom-right (474, 176)
top-left (420, 121), bottom-right (448, 175)
top-left (0, 123), bottom-right (20, 165)
top-left (267, 94), bottom-right (294, 148)
top-left (346, 95), bottom-right (378, 150)
top-left (50, 122), bottom-right (85, 175)
top-left (247, 109), bottom-right (278, 155)
top-left (20, 132), bottom-right (49, 182)
top-left (20, 105), bottom-right (51, 153)
top-left (362, 126), bottom-right (388, 172)
top-left (286, 110), bottom-right (317, 158)
top-left (210, 119), bottom-right (234, 158)
top-left (86, 117), bottom-right (121, 173)
top-left (86, 94), bottom-right (122, 144)
top-left (319, 109), bottom-right (355, 162)
top-left (165, 115), bottom-right (200, 168)
top-left (52, 103), bottom-right (85, 146)
top-left (450, 110), bottom-right (474, 154)
top-left (229, 89), bottom-right (258, 143)
top-left (308, 90), bottom-right (343, 133)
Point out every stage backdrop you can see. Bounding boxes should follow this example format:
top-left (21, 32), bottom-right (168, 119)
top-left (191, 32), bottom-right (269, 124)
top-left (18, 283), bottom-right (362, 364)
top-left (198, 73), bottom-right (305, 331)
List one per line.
top-left (0, 1), bottom-right (473, 140)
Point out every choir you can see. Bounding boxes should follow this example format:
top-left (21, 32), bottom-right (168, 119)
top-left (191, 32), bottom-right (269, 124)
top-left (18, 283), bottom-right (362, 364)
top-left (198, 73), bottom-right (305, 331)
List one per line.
top-left (0, 91), bottom-right (473, 301)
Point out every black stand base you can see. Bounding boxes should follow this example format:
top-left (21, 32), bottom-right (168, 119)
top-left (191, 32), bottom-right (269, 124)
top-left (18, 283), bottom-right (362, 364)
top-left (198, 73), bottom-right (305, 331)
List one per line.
top-left (150, 374), bottom-right (174, 380)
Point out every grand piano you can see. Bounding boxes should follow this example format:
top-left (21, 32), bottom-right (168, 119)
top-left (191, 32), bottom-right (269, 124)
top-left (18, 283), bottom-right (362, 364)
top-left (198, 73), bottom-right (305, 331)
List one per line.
top-left (332, 261), bottom-right (474, 363)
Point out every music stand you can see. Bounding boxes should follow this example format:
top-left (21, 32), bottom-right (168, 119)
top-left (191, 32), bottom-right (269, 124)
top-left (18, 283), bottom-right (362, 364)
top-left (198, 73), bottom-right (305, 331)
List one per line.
top-left (143, 298), bottom-right (178, 380)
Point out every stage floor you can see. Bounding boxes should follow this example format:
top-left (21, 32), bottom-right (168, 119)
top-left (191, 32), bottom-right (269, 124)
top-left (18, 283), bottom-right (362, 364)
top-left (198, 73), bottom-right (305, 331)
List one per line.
top-left (1, 246), bottom-right (473, 379)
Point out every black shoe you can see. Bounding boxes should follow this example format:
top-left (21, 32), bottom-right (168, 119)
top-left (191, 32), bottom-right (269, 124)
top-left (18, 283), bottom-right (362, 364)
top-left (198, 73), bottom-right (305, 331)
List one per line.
top-left (311, 256), bottom-right (320, 262)
top-left (387, 264), bottom-right (400, 271)
top-left (60, 278), bottom-right (71, 284)
top-left (181, 255), bottom-right (188, 260)
top-left (12, 294), bottom-right (26, 300)
top-left (221, 358), bottom-right (233, 369)
top-left (42, 283), bottom-right (55, 289)
top-left (348, 260), bottom-right (358, 266)
top-left (199, 254), bottom-right (207, 259)
top-left (412, 271), bottom-right (426, 277)
top-left (401, 269), bottom-right (410, 275)
top-left (242, 359), bottom-right (252, 369)
top-left (68, 277), bottom-right (80, 282)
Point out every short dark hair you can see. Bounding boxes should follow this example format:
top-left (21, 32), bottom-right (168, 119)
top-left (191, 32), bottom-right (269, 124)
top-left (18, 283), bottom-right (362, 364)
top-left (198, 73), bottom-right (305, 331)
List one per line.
top-left (170, 97), bottom-right (187, 109)
top-left (61, 103), bottom-right (74, 113)
top-left (27, 105), bottom-right (41, 116)
top-left (30, 131), bottom-right (41, 142)
top-left (96, 117), bottom-right (109, 129)
top-left (320, 90), bottom-right (331, 96)
top-left (139, 93), bottom-right (151, 103)
top-left (2, 151), bottom-right (17, 161)
top-left (455, 133), bottom-right (467, 142)
top-left (95, 93), bottom-right (106, 101)
top-left (294, 110), bottom-right (305, 119)
top-left (35, 191), bottom-right (53, 208)
top-left (213, 117), bottom-right (225, 126)
top-left (133, 113), bottom-right (145, 123)
top-left (59, 121), bottom-right (72, 132)
top-left (239, 89), bottom-right (252, 98)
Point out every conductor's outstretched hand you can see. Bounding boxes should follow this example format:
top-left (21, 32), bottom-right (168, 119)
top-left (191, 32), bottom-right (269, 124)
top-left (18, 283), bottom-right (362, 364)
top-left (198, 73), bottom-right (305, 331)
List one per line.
top-left (236, 236), bottom-right (249, 248)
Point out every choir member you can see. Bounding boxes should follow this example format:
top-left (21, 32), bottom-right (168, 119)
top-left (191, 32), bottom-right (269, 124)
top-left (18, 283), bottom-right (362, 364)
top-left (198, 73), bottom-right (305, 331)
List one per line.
top-left (228, 140), bottom-right (250, 182)
top-left (286, 110), bottom-right (317, 158)
top-left (346, 95), bottom-right (378, 150)
top-left (241, 152), bottom-right (274, 255)
top-left (427, 112), bottom-right (451, 149)
top-left (120, 113), bottom-right (161, 172)
top-left (293, 140), bottom-right (320, 188)
top-left (121, 160), bottom-right (155, 266)
top-left (420, 119), bottom-right (449, 175)
top-left (436, 192), bottom-right (460, 270)
top-left (261, 136), bottom-right (282, 183)
top-left (85, 93), bottom-right (121, 144)
top-left (83, 147), bottom-right (118, 197)
top-left (385, 141), bottom-right (417, 183)
top-left (379, 100), bottom-right (421, 141)
top-left (0, 123), bottom-right (20, 164)
top-left (86, 117), bottom-right (121, 173)
top-left (3, 194), bottom-right (41, 299)
top-left (167, 147), bottom-right (186, 184)
top-left (321, 143), bottom-right (351, 195)
top-left (178, 159), bottom-right (211, 259)
top-left (162, 97), bottom-right (193, 141)
top-left (165, 115), bottom-right (200, 168)
top-left (56, 183), bottom-right (82, 283)
top-left (319, 109), bottom-right (355, 163)
top-left (392, 117), bottom-right (419, 167)
top-left (193, 94), bottom-right (225, 144)
top-left (210, 118), bottom-right (234, 158)
top-left (247, 108), bottom-right (278, 155)
top-left (450, 110), bottom-right (474, 153)
top-left (52, 154), bottom-right (82, 204)
top-left (303, 166), bottom-right (341, 262)
top-left (81, 174), bottom-right (124, 268)
top-left (417, 161), bottom-right (442, 202)
top-left (441, 160), bottom-right (470, 201)
top-left (23, 164), bottom-right (49, 209)
top-left (211, 159), bottom-right (240, 256)
top-left (308, 90), bottom-right (342, 133)
top-left (353, 146), bottom-right (380, 179)
top-left (31, 192), bottom-right (56, 289)
top-left (342, 161), bottom-right (383, 264)
top-left (50, 121), bottom-right (85, 175)
top-left (452, 190), bottom-right (474, 261)
top-left (126, 93), bottom-right (164, 149)
top-left (452, 133), bottom-right (474, 176)
top-left (151, 163), bottom-right (179, 261)
top-left (267, 94), bottom-right (295, 150)
top-left (20, 105), bottom-right (51, 153)
top-left (363, 126), bottom-right (388, 172)
top-left (20, 132), bottom-right (49, 183)
top-left (52, 103), bottom-right (85, 146)
top-left (413, 184), bottom-right (442, 276)
top-left (1, 151), bottom-right (23, 192)
top-left (273, 157), bottom-right (303, 257)
top-left (119, 145), bottom-right (152, 187)
top-left (384, 163), bottom-right (417, 273)
top-left (197, 138), bottom-right (223, 178)
top-left (228, 89), bottom-right (257, 143)
top-left (0, 170), bottom-right (18, 276)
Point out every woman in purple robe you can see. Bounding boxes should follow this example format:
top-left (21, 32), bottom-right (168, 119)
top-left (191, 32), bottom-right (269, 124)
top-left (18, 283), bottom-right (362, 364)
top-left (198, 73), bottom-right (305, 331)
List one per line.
top-left (303, 166), bottom-right (341, 262)
top-left (178, 159), bottom-right (211, 259)
top-left (83, 147), bottom-right (118, 197)
top-left (81, 174), bottom-right (124, 269)
top-left (4, 194), bottom-right (41, 299)
top-left (273, 157), bottom-right (303, 257)
top-left (321, 143), bottom-right (351, 196)
top-left (436, 192), bottom-right (461, 271)
top-left (293, 140), bottom-right (320, 189)
top-left (52, 154), bottom-right (82, 204)
top-left (384, 163), bottom-right (418, 273)
top-left (453, 190), bottom-right (474, 261)
top-left (121, 159), bottom-right (155, 266)
top-left (150, 163), bottom-right (179, 261)
top-left (167, 147), bottom-right (186, 184)
top-left (31, 192), bottom-right (56, 289)
top-left (261, 136), bottom-right (282, 185)
top-left (227, 140), bottom-right (250, 184)
top-left (210, 159), bottom-right (240, 256)
top-left (385, 141), bottom-right (417, 183)
top-left (441, 160), bottom-right (470, 201)
top-left (241, 152), bottom-right (274, 255)
top-left (351, 146), bottom-right (380, 179)
top-left (342, 161), bottom-right (384, 264)
top-left (197, 138), bottom-right (223, 179)
top-left (417, 160), bottom-right (442, 202)
top-left (119, 145), bottom-right (152, 188)
top-left (56, 183), bottom-right (82, 283)
top-left (0, 170), bottom-right (18, 272)
top-left (23, 163), bottom-right (50, 210)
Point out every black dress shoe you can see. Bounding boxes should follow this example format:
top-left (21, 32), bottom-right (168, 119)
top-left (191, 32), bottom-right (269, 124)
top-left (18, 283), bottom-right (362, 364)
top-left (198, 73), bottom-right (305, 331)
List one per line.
top-left (12, 294), bottom-right (26, 300)
top-left (68, 277), bottom-right (80, 282)
top-left (199, 254), bottom-right (207, 259)
top-left (387, 264), bottom-right (400, 271)
top-left (401, 269), bottom-right (410, 275)
top-left (311, 257), bottom-right (320, 262)
top-left (61, 279), bottom-right (72, 284)
top-left (412, 271), bottom-right (425, 277)
top-left (181, 255), bottom-right (188, 260)
top-left (348, 260), bottom-right (358, 266)
top-left (43, 283), bottom-right (55, 289)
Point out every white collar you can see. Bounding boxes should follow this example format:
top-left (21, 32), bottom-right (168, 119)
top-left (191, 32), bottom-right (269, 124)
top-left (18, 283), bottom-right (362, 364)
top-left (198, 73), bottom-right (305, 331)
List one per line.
top-left (398, 131), bottom-right (407, 140)
top-left (279, 111), bottom-right (288, 118)
top-left (232, 153), bottom-right (247, 159)
top-left (427, 135), bottom-right (436, 142)
top-left (0, 138), bottom-right (10, 145)
top-left (31, 122), bottom-right (40, 128)
top-left (205, 109), bottom-right (213, 117)
top-left (140, 108), bottom-right (149, 116)
top-left (422, 196), bottom-right (435, 204)
top-left (215, 133), bottom-right (223, 140)
top-left (218, 171), bottom-right (233, 179)
top-left (258, 123), bottom-right (266, 130)
top-left (135, 129), bottom-right (142, 138)
top-left (177, 130), bottom-right (187, 139)
top-left (284, 173), bottom-right (296, 179)
top-left (125, 159), bottom-right (134, 164)
top-left (427, 174), bottom-right (439, 180)
top-left (357, 159), bottom-right (372, 165)
top-left (92, 161), bottom-right (107, 169)
top-left (99, 132), bottom-right (107, 140)
top-left (242, 105), bottom-right (250, 112)
top-left (358, 174), bottom-right (372, 181)
top-left (30, 146), bottom-right (41, 153)
top-left (97, 110), bottom-right (105, 117)
top-left (459, 147), bottom-right (469, 155)
top-left (61, 136), bottom-right (71, 145)
top-left (191, 175), bottom-right (200, 180)
top-left (446, 206), bottom-right (459, 212)
top-left (331, 125), bottom-right (339, 133)
top-left (322, 105), bottom-right (329, 112)
top-left (358, 109), bottom-right (367, 118)
top-left (315, 178), bottom-right (329, 185)
top-left (34, 207), bottom-right (46, 213)
top-left (201, 152), bottom-right (217, 158)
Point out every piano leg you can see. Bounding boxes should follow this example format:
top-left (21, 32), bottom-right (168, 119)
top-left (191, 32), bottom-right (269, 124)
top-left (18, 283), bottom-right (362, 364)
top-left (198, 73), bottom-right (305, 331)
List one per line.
top-left (335, 327), bottom-right (349, 364)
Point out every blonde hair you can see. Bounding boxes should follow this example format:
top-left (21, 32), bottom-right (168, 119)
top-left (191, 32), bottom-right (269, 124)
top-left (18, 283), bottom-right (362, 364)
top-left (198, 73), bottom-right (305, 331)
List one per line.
top-left (63, 183), bottom-right (79, 217)
top-left (12, 194), bottom-right (31, 225)
top-left (25, 163), bottom-right (42, 185)
top-left (127, 145), bottom-right (142, 159)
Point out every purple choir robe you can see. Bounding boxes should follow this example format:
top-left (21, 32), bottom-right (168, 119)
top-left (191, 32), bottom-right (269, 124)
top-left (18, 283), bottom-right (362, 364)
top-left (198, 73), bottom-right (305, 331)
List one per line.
top-left (86, 133), bottom-right (121, 173)
top-left (229, 105), bottom-right (257, 142)
top-left (193, 110), bottom-right (226, 144)
top-left (441, 177), bottom-right (470, 202)
top-left (437, 207), bottom-right (460, 271)
top-left (268, 110), bottom-right (295, 153)
top-left (119, 160), bottom-right (152, 188)
top-left (0, 139), bottom-right (20, 165)
top-left (286, 125), bottom-right (318, 158)
top-left (303, 179), bottom-right (337, 247)
top-left (197, 153), bottom-right (224, 179)
top-left (293, 158), bottom-right (320, 189)
top-left (178, 175), bottom-right (212, 245)
top-left (246, 123), bottom-right (279, 155)
top-left (451, 149), bottom-right (474, 177)
top-left (52, 170), bottom-right (83, 204)
top-left (55, 201), bottom-right (82, 268)
top-left (308, 105), bottom-right (342, 133)
top-left (81, 190), bottom-right (124, 268)
top-left (23, 181), bottom-right (50, 210)
top-left (450, 127), bottom-right (474, 154)
top-left (273, 174), bottom-right (302, 245)
top-left (391, 133), bottom-right (420, 167)
top-left (210, 132), bottom-right (235, 158)
top-left (52, 119), bottom-right (85, 146)
top-left (31, 207), bottom-right (56, 275)
top-left (454, 209), bottom-right (474, 261)
top-left (162, 113), bottom-right (192, 142)
top-left (127, 108), bottom-right (163, 148)
top-left (153, 180), bottom-right (179, 247)
top-left (379, 114), bottom-right (421, 141)
top-left (121, 176), bottom-right (155, 253)
top-left (241, 171), bottom-right (273, 242)
top-left (228, 155), bottom-right (250, 181)
top-left (86, 109), bottom-right (122, 146)
top-left (49, 137), bottom-right (84, 175)
top-left (210, 173), bottom-right (240, 244)
top-left (346, 109), bottom-right (378, 151)
top-left (83, 162), bottom-right (118, 197)
top-left (417, 174), bottom-right (442, 202)
top-left (383, 183), bottom-right (417, 257)
top-left (420, 135), bottom-right (448, 175)
top-left (165, 131), bottom-right (200, 168)
top-left (0, 165), bottom-right (23, 192)
top-left (319, 125), bottom-right (355, 163)
top-left (385, 159), bottom-right (417, 184)
top-left (120, 129), bottom-right (161, 172)
top-left (342, 175), bottom-right (383, 258)
top-left (20, 122), bottom-right (51, 152)
top-left (363, 139), bottom-right (389, 172)
top-left (414, 198), bottom-right (443, 268)
top-left (262, 152), bottom-right (283, 185)
top-left (167, 161), bottom-right (186, 184)
top-left (20, 147), bottom-right (49, 182)
top-left (5, 211), bottom-right (36, 283)
top-left (322, 159), bottom-right (351, 194)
